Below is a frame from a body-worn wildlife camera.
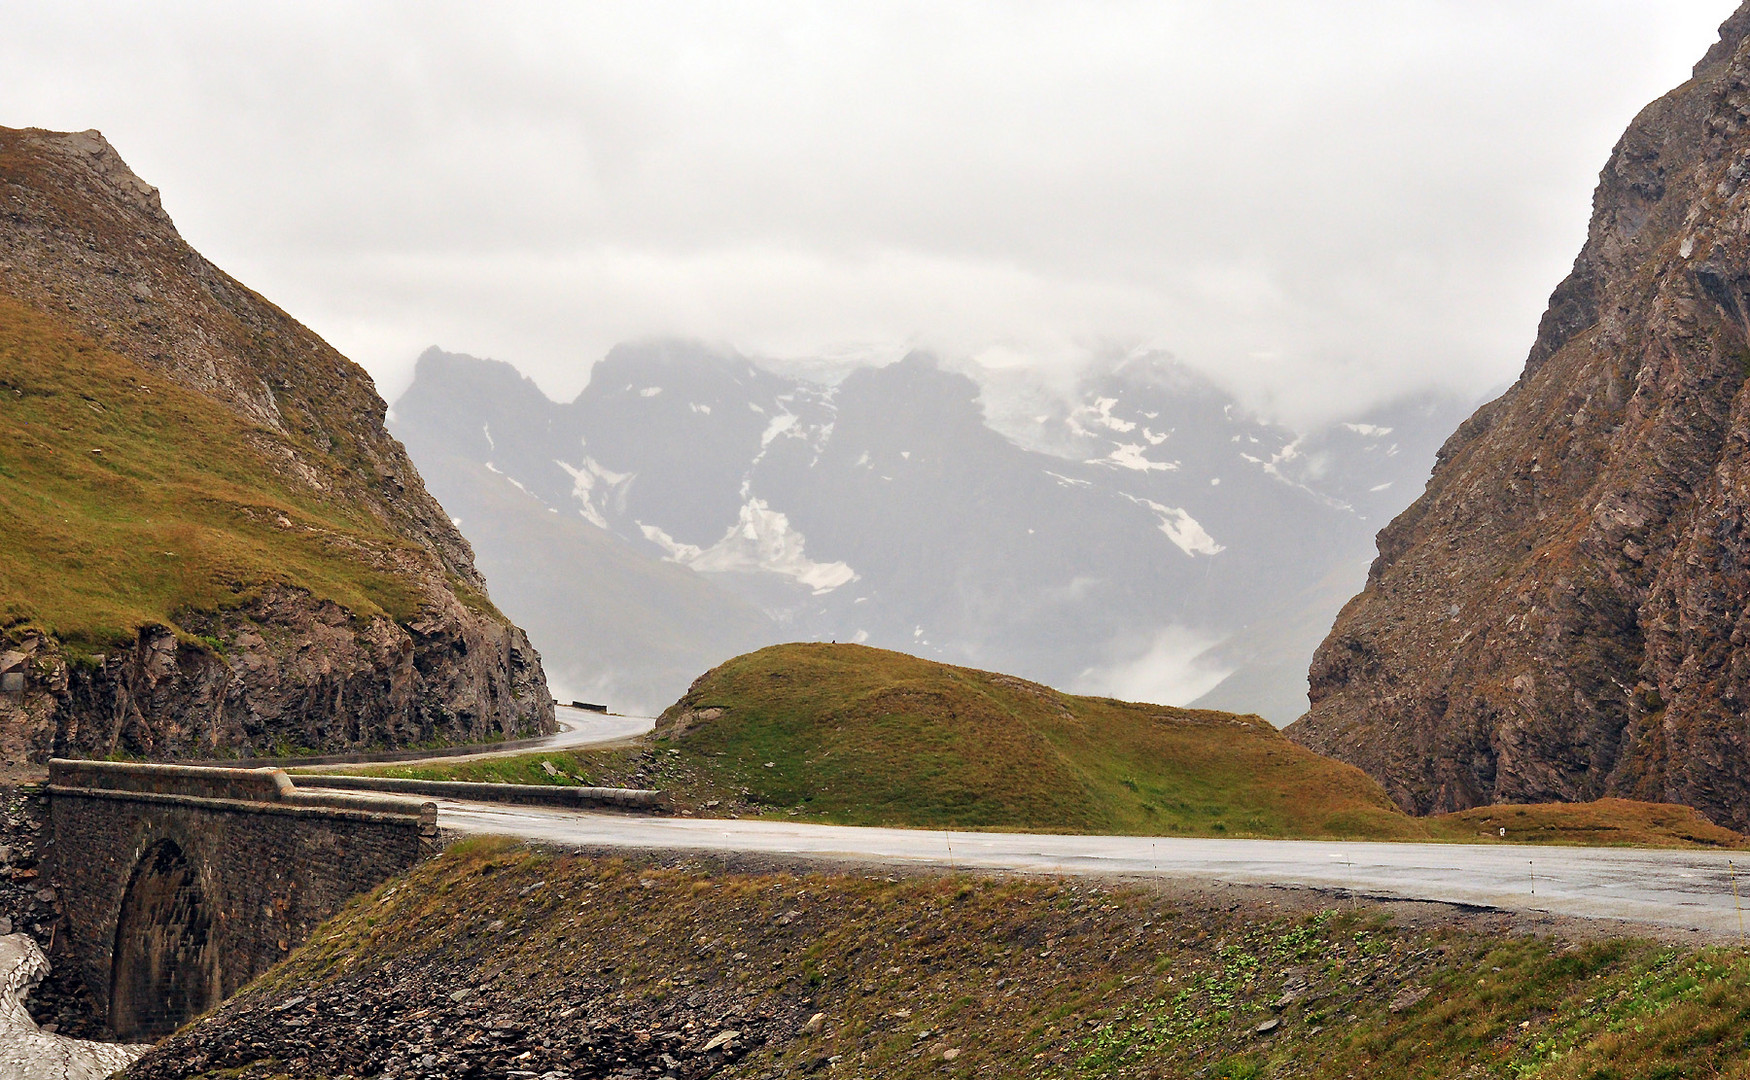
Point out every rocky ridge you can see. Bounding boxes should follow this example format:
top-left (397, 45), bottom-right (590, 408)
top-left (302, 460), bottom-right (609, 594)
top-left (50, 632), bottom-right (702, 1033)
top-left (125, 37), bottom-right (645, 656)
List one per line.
top-left (0, 126), bottom-right (553, 762)
top-left (1289, 4), bottom-right (1750, 828)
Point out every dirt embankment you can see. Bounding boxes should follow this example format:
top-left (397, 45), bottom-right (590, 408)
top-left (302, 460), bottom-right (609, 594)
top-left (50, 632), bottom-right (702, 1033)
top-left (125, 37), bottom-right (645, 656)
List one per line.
top-left (126, 839), bottom-right (1750, 1080)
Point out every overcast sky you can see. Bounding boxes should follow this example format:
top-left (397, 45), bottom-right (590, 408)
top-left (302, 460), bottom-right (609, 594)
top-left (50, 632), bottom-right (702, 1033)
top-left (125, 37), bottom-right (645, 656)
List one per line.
top-left (3, 1), bottom-right (1741, 426)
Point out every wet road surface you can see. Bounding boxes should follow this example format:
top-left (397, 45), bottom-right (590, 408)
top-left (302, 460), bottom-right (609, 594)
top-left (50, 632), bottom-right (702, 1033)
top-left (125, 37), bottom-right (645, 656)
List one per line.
top-left (439, 803), bottom-right (1750, 938)
top-left (304, 706), bottom-right (655, 772)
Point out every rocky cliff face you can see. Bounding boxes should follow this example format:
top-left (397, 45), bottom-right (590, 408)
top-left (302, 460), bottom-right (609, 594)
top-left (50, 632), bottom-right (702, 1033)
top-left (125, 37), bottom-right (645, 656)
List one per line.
top-left (0, 126), bottom-right (552, 762)
top-left (1288, 5), bottom-right (1750, 829)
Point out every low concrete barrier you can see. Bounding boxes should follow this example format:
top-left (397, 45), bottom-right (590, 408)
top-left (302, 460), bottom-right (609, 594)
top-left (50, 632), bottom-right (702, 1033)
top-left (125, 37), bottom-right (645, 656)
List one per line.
top-left (289, 773), bottom-right (664, 810)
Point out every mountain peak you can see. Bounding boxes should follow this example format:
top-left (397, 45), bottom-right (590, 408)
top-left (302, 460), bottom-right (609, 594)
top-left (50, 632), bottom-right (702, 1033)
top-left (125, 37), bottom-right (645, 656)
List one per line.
top-left (34, 128), bottom-right (167, 221)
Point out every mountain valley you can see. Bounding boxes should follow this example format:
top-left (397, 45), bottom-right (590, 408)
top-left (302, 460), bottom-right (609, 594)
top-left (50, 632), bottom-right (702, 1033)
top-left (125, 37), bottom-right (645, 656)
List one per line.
top-left (392, 344), bottom-right (1470, 720)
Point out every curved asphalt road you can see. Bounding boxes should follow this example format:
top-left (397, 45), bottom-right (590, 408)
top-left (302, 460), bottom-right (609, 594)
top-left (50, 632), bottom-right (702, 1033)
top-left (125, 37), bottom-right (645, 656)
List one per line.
top-left (305, 705), bottom-right (655, 772)
top-left (438, 803), bottom-right (1750, 939)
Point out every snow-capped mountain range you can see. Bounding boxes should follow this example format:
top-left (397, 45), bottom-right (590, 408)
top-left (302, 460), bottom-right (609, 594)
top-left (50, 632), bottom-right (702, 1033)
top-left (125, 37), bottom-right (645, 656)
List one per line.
top-left (390, 342), bottom-right (1471, 719)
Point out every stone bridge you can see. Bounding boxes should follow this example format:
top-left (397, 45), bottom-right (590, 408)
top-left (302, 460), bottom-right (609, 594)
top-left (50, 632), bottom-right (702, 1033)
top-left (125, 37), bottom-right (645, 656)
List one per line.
top-left (43, 760), bottom-right (438, 1040)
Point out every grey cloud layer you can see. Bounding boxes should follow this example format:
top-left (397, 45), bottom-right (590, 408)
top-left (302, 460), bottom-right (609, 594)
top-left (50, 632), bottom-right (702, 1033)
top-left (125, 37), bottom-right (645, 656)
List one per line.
top-left (1, 1), bottom-right (1738, 422)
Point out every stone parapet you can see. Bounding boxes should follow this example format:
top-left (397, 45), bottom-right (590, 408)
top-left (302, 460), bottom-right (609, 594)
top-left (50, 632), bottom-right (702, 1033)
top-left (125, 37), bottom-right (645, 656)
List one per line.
top-left (43, 760), bottom-right (438, 1039)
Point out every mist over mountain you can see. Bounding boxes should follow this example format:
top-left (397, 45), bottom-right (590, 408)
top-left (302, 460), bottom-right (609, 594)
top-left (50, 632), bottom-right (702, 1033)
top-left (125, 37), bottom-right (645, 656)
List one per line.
top-left (391, 344), bottom-right (1471, 718)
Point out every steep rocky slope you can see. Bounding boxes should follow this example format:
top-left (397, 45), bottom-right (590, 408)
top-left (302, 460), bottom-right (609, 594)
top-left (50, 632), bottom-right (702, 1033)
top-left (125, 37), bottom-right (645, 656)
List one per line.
top-left (0, 126), bottom-right (552, 762)
top-left (1288, 5), bottom-right (1750, 828)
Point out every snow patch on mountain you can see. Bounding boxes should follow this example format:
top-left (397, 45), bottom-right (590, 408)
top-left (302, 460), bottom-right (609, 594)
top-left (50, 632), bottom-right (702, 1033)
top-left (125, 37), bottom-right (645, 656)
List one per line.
top-left (1121, 494), bottom-right (1224, 556)
top-left (1074, 396), bottom-right (1136, 435)
top-left (557, 456), bottom-right (632, 529)
top-left (1095, 443), bottom-right (1178, 472)
top-left (760, 411), bottom-right (799, 448)
top-left (1045, 470), bottom-right (1092, 488)
top-left (641, 499), bottom-right (857, 595)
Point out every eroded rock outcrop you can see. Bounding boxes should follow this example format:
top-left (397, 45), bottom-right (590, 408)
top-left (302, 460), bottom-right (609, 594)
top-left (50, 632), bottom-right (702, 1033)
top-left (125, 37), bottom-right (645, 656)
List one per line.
top-left (0, 126), bottom-right (552, 760)
top-left (1288, 3), bottom-right (1750, 828)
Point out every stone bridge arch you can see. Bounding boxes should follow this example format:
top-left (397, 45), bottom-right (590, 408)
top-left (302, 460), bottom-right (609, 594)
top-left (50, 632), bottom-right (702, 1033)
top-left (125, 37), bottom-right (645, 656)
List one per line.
top-left (43, 760), bottom-right (437, 1037)
top-left (108, 838), bottom-right (223, 1039)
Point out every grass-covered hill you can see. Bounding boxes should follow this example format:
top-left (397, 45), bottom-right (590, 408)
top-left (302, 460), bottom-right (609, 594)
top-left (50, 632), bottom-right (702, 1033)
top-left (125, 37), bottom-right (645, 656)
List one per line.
top-left (645, 644), bottom-right (1416, 837)
top-left (348, 642), bottom-right (1750, 848)
top-left (356, 642), bottom-right (1418, 839)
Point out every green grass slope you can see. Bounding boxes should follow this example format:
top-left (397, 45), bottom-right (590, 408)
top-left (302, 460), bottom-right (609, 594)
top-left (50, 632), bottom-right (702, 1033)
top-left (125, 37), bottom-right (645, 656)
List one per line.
top-left (0, 294), bottom-right (424, 649)
top-left (648, 642), bottom-right (1418, 838)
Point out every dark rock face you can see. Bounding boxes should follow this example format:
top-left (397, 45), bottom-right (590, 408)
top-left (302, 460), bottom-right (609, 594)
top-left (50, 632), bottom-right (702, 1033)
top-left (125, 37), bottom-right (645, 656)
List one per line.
top-left (0, 126), bottom-right (553, 759)
top-left (1288, 4), bottom-right (1750, 829)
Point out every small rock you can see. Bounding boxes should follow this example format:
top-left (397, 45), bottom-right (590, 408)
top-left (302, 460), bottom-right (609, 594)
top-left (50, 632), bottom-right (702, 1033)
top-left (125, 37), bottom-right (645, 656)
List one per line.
top-left (943, 1048), bottom-right (962, 1060)
top-left (800, 1012), bottom-right (825, 1035)
top-left (450, 988), bottom-right (476, 1003)
top-left (701, 1029), bottom-right (740, 1053)
top-left (1255, 1017), bottom-right (1280, 1035)
top-left (487, 920), bottom-right (507, 932)
top-left (34, 886), bottom-right (56, 903)
top-left (541, 761), bottom-right (561, 777)
top-left (1389, 986), bottom-right (1431, 1013)
top-left (763, 762), bottom-right (775, 768)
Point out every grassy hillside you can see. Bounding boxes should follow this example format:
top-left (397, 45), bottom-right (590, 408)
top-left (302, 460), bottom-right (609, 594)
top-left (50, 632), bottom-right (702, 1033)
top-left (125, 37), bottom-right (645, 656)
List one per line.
top-left (646, 643), bottom-right (1417, 837)
top-left (343, 643), bottom-right (1749, 848)
top-left (0, 294), bottom-right (424, 649)
top-left (130, 839), bottom-right (1750, 1080)
top-left (1433, 798), bottom-right (1747, 849)
top-left (350, 643), bottom-right (1414, 839)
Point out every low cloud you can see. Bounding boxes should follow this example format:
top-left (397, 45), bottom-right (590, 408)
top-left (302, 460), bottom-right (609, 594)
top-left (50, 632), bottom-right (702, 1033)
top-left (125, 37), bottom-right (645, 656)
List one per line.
top-left (1, 1), bottom-right (1738, 424)
top-left (1072, 626), bottom-right (1233, 708)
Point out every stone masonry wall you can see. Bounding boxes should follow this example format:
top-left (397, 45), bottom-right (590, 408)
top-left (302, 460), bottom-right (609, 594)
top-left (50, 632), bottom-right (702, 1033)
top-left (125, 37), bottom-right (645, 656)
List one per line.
top-left (42, 763), bottom-right (435, 1036)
